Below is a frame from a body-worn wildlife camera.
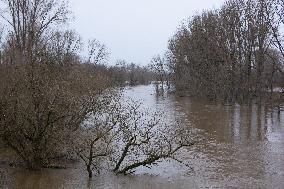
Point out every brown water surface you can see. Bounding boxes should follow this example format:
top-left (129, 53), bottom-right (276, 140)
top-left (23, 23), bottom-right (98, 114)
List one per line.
top-left (1, 85), bottom-right (284, 189)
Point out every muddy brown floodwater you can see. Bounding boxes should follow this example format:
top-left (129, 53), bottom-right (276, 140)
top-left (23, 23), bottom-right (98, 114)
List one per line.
top-left (1, 85), bottom-right (284, 189)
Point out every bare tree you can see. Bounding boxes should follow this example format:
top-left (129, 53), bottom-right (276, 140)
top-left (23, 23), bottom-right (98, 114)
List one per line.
top-left (167, 0), bottom-right (284, 103)
top-left (87, 39), bottom-right (109, 65)
top-left (111, 100), bottom-right (194, 174)
top-left (0, 0), bottom-right (113, 169)
top-left (47, 30), bottom-right (82, 65)
top-left (150, 55), bottom-right (167, 92)
top-left (0, 0), bottom-right (70, 63)
top-left (71, 90), bottom-right (123, 178)
top-left (71, 94), bottom-right (194, 177)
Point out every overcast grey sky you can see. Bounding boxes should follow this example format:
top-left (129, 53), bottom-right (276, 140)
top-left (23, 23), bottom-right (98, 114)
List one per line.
top-left (69, 0), bottom-right (225, 65)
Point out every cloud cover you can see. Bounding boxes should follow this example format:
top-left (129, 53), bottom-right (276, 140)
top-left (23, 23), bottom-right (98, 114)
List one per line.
top-left (70, 0), bottom-right (225, 65)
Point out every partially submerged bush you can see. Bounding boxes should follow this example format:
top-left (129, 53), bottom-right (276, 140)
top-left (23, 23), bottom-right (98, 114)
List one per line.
top-left (0, 62), bottom-right (109, 169)
top-left (73, 95), bottom-right (195, 177)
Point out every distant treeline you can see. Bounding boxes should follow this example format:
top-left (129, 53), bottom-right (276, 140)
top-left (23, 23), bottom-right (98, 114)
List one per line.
top-left (166, 0), bottom-right (284, 103)
top-left (107, 61), bottom-right (155, 86)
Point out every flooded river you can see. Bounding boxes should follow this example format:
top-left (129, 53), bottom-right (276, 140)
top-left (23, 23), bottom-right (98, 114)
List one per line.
top-left (1, 85), bottom-right (284, 188)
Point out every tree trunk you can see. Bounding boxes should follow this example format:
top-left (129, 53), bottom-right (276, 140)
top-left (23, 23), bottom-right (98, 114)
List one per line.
top-left (87, 165), bottom-right (92, 178)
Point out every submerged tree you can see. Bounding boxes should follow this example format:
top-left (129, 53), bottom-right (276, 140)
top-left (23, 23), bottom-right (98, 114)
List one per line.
top-left (71, 94), bottom-right (195, 177)
top-left (0, 0), bottom-right (111, 169)
top-left (111, 99), bottom-right (194, 175)
top-left (168, 0), bottom-right (284, 103)
top-left (150, 55), bottom-right (172, 93)
top-left (71, 90), bottom-right (123, 178)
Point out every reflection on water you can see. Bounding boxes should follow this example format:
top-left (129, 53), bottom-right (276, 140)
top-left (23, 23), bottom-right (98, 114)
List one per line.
top-left (1, 85), bottom-right (284, 188)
